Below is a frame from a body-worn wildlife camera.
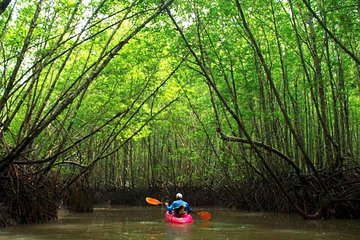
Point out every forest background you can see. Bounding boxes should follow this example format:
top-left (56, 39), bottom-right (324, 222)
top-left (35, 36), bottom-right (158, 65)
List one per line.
top-left (0, 0), bottom-right (359, 226)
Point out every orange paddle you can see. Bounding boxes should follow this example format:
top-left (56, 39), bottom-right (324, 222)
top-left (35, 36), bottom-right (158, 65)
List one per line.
top-left (146, 197), bottom-right (163, 205)
top-left (145, 197), bottom-right (211, 220)
top-left (195, 211), bottom-right (211, 220)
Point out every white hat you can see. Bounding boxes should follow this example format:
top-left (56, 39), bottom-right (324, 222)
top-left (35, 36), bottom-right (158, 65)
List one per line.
top-left (176, 193), bottom-right (183, 199)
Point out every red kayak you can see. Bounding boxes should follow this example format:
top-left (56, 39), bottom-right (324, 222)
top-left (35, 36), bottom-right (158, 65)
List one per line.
top-left (165, 211), bottom-right (193, 224)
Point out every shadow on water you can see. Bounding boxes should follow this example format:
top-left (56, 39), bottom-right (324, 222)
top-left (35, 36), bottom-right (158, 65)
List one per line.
top-left (0, 207), bottom-right (360, 239)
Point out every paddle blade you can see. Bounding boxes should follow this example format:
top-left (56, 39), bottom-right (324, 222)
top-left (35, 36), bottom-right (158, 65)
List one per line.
top-left (146, 197), bottom-right (162, 205)
top-left (196, 211), bottom-right (211, 220)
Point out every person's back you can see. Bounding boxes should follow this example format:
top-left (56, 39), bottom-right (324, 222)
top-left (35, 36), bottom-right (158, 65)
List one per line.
top-left (164, 193), bottom-right (192, 217)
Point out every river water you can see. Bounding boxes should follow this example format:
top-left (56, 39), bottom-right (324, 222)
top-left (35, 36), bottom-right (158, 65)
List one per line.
top-left (0, 206), bottom-right (360, 239)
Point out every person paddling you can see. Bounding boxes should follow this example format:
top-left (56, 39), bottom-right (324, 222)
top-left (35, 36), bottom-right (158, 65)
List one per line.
top-left (164, 193), bottom-right (192, 217)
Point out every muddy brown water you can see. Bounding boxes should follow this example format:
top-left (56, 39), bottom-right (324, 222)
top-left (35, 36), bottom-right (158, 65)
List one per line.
top-left (0, 207), bottom-right (359, 239)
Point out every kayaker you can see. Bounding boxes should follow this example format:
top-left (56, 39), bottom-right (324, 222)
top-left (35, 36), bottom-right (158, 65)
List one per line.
top-left (165, 193), bottom-right (192, 217)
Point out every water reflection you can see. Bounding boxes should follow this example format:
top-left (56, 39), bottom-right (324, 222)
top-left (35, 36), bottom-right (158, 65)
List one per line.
top-left (0, 207), bottom-right (359, 240)
top-left (165, 223), bottom-right (193, 240)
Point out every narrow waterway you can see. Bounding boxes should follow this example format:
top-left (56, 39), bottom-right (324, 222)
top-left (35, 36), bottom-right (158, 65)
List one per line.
top-left (0, 207), bottom-right (359, 239)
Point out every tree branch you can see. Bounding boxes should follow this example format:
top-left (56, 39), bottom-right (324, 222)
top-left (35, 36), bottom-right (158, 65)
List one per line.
top-left (219, 131), bottom-right (302, 176)
top-left (0, 0), bottom-right (11, 16)
top-left (301, 0), bottom-right (360, 65)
